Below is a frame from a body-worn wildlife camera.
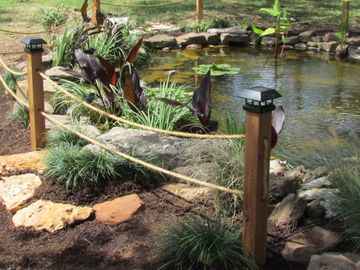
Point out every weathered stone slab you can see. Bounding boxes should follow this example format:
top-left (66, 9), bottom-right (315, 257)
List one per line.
top-left (323, 32), bottom-right (339, 42)
top-left (0, 151), bottom-right (47, 176)
top-left (299, 30), bottom-right (315, 43)
top-left (220, 33), bottom-right (249, 45)
top-left (12, 200), bottom-right (93, 232)
top-left (320, 41), bottom-right (338, 53)
top-left (162, 183), bottom-right (210, 201)
top-left (349, 46), bottom-right (360, 60)
top-left (207, 27), bottom-right (247, 35)
top-left (93, 194), bottom-right (143, 225)
top-left (0, 174), bottom-right (42, 213)
top-left (143, 34), bottom-right (177, 49)
top-left (45, 114), bottom-right (70, 130)
top-left (202, 32), bottom-right (221, 45)
top-left (45, 66), bottom-right (80, 82)
top-left (176, 32), bottom-right (207, 46)
top-left (295, 43), bottom-right (307, 51)
top-left (346, 36), bottom-right (360, 46)
top-left (307, 254), bottom-right (356, 270)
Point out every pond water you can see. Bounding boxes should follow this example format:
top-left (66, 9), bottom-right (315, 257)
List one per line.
top-left (141, 47), bottom-right (360, 166)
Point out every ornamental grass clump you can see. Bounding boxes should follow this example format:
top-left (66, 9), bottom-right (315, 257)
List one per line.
top-left (8, 103), bottom-right (29, 127)
top-left (45, 126), bottom-right (88, 147)
top-left (158, 216), bottom-right (256, 270)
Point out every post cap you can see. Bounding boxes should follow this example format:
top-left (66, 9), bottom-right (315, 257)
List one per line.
top-left (237, 86), bottom-right (281, 102)
top-left (21, 36), bottom-right (47, 53)
top-left (238, 86), bottom-right (282, 114)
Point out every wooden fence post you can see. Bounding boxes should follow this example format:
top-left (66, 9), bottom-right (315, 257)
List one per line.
top-left (341, 0), bottom-right (350, 33)
top-left (22, 37), bottom-right (47, 151)
top-left (239, 87), bottom-right (281, 266)
top-left (196, 0), bottom-right (203, 23)
top-left (92, 0), bottom-right (101, 25)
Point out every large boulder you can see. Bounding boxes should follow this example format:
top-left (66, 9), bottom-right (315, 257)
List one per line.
top-left (12, 200), bottom-right (93, 232)
top-left (143, 34), bottom-right (177, 49)
top-left (220, 33), bottom-right (250, 45)
top-left (307, 254), bottom-right (356, 270)
top-left (176, 32), bottom-right (207, 46)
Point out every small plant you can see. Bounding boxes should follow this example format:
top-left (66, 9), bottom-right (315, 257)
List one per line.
top-left (338, 0), bottom-right (350, 46)
top-left (158, 215), bottom-right (255, 270)
top-left (46, 126), bottom-right (88, 147)
top-left (45, 143), bottom-right (124, 190)
top-left (209, 17), bottom-right (231, 28)
top-left (225, 110), bottom-right (245, 135)
top-left (40, 5), bottom-right (66, 30)
top-left (1, 71), bottom-right (17, 92)
top-left (8, 103), bottom-right (29, 127)
top-left (193, 63), bottom-right (240, 76)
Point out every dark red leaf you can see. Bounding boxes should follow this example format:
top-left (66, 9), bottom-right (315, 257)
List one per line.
top-left (127, 38), bottom-right (143, 63)
top-left (192, 70), bottom-right (212, 125)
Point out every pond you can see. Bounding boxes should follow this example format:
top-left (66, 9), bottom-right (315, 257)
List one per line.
top-left (141, 47), bottom-right (360, 167)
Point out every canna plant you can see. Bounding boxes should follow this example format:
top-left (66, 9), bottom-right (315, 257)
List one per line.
top-left (252, 0), bottom-right (291, 58)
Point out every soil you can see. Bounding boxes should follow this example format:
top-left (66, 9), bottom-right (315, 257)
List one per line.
top-left (0, 90), bottom-right (31, 155)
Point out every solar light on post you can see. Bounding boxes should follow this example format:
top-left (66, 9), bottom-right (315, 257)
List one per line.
top-left (22, 36), bottom-right (46, 151)
top-left (238, 86), bottom-right (282, 266)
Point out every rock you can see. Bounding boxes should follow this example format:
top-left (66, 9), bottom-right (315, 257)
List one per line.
top-left (282, 226), bottom-right (341, 264)
top-left (143, 34), bottom-right (177, 49)
top-left (269, 175), bottom-right (300, 202)
top-left (346, 36), bottom-right (360, 45)
top-left (186, 44), bottom-right (202, 50)
top-left (220, 33), bottom-right (250, 45)
top-left (323, 252), bottom-right (360, 264)
top-left (172, 162), bottom-right (222, 182)
top-left (295, 43), bottom-right (307, 51)
top-left (280, 45), bottom-right (294, 50)
top-left (207, 27), bottom-right (247, 35)
top-left (15, 61), bottom-right (26, 73)
top-left (348, 46), bottom-right (360, 60)
top-left (307, 254), bottom-right (356, 270)
top-left (268, 194), bottom-right (306, 229)
top-left (202, 32), bottom-right (221, 45)
top-left (12, 200), bottom-right (93, 232)
top-left (305, 199), bottom-right (325, 218)
top-left (262, 37), bottom-right (276, 47)
top-left (176, 32), bottom-right (207, 46)
top-left (320, 42), bottom-right (338, 53)
top-left (42, 53), bottom-right (54, 68)
top-left (298, 188), bottom-right (336, 201)
top-left (270, 159), bottom-right (286, 176)
top-left (287, 165), bottom-right (307, 179)
top-left (162, 183), bottom-right (210, 201)
top-left (0, 151), bottom-right (47, 176)
top-left (299, 31), bottom-right (315, 43)
top-left (0, 174), bottom-right (42, 213)
top-left (44, 101), bottom-right (54, 114)
top-left (93, 194), bottom-right (143, 225)
top-left (301, 176), bottom-right (332, 190)
top-left (323, 32), bottom-right (339, 42)
top-left (147, 22), bottom-right (179, 33)
top-left (79, 125), bottom-right (101, 138)
top-left (336, 44), bottom-right (349, 57)
top-left (108, 16), bottom-right (130, 25)
top-left (45, 66), bottom-right (79, 81)
top-left (45, 114), bottom-right (70, 130)
top-left (283, 36), bottom-right (299, 45)
top-left (311, 36), bottom-right (323, 42)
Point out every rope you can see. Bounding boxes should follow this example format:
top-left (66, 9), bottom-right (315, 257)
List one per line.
top-left (0, 23), bottom-right (65, 35)
top-left (41, 111), bottom-right (243, 197)
top-left (40, 73), bottom-right (245, 140)
top-left (0, 51), bottom-right (24, 55)
top-left (0, 57), bottom-right (27, 76)
top-left (0, 76), bottom-right (28, 108)
top-left (102, 0), bottom-right (188, 8)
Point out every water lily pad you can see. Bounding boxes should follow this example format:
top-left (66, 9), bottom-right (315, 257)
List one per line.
top-left (193, 64), bottom-right (240, 76)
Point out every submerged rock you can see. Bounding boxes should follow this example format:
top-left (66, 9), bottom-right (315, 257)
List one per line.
top-left (12, 200), bottom-right (93, 232)
top-left (0, 174), bottom-right (42, 213)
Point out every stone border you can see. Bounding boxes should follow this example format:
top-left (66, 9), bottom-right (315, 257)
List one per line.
top-left (143, 27), bottom-right (360, 60)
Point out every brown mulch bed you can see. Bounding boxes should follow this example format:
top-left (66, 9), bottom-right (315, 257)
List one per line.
top-left (0, 90), bottom-right (31, 155)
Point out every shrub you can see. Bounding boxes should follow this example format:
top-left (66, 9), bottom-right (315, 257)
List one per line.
top-left (1, 71), bottom-right (17, 92)
top-left (209, 18), bottom-right (231, 28)
top-left (45, 143), bottom-right (124, 190)
top-left (45, 126), bottom-right (88, 147)
top-left (40, 5), bottom-right (66, 30)
top-left (8, 103), bottom-right (29, 127)
top-left (158, 215), bottom-right (255, 270)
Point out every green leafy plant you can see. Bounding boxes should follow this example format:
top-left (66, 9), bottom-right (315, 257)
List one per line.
top-left (209, 17), bottom-right (231, 28)
top-left (193, 64), bottom-right (240, 76)
top-left (1, 71), bottom-right (17, 92)
top-left (225, 110), bottom-right (245, 136)
top-left (252, 0), bottom-right (291, 58)
top-left (8, 103), bottom-right (29, 127)
top-left (40, 5), bottom-right (66, 30)
top-left (46, 126), bottom-right (88, 147)
top-left (158, 215), bottom-right (255, 270)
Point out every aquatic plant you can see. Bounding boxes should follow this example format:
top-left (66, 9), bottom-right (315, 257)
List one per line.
top-left (158, 215), bottom-right (256, 270)
top-left (193, 63), bottom-right (240, 76)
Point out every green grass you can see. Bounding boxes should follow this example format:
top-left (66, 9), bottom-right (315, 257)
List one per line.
top-left (158, 215), bottom-right (256, 270)
top-left (45, 126), bottom-right (88, 147)
top-left (7, 103), bottom-right (29, 127)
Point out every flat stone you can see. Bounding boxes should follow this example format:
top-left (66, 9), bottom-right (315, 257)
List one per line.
top-left (12, 200), bottom-right (93, 232)
top-left (282, 36), bottom-right (299, 45)
top-left (299, 30), bottom-right (315, 43)
top-left (298, 188), bottom-right (336, 201)
top-left (282, 226), bottom-right (341, 264)
top-left (162, 183), bottom-right (210, 201)
top-left (349, 45), bottom-right (360, 60)
top-left (93, 194), bottom-right (143, 225)
top-left (307, 254), bottom-right (356, 270)
top-left (176, 32), bottom-right (207, 46)
top-left (143, 34), bottom-right (177, 49)
top-left (186, 44), bottom-right (202, 50)
top-left (45, 114), bottom-right (70, 130)
top-left (45, 66), bottom-right (79, 82)
top-left (323, 32), bottom-right (339, 42)
top-left (311, 36), bottom-right (323, 42)
top-left (207, 27), bottom-right (247, 35)
top-left (301, 176), bottom-right (332, 190)
top-left (270, 175), bottom-right (301, 202)
top-left (336, 44), bottom-right (349, 57)
top-left (295, 43), bottom-right (307, 50)
top-left (320, 41), bottom-right (338, 53)
top-left (346, 36), bottom-right (360, 46)
top-left (0, 151), bottom-right (47, 176)
top-left (220, 33), bottom-right (249, 45)
top-left (202, 32), bottom-right (221, 45)
top-left (0, 174), bottom-right (42, 213)
top-left (268, 194), bottom-right (306, 229)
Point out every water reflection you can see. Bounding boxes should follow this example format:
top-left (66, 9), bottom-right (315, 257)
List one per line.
top-left (141, 47), bottom-right (360, 166)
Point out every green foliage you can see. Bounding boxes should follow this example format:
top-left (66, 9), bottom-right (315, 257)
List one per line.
top-left (193, 64), bottom-right (240, 76)
top-left (40, 5), bottom-right (66, 30)
top-left (8, 103), bottom-right (29, 127)
top-left (45, 143), bottom-right (124, 190)
top-left (179, 22), bottom-right (209, 33)
top-left (225, 110), bottom-right (245, 135)
top-left (46, 126), bottom-right (88, 147)
top-left (0, 71), bottom-right (17, 92)
top-left (158, 215), bottom-right (255, 270)
top-left (209, 17), bottom-right (231, 28)
top-left (120, 79), bottom-right (193, 131)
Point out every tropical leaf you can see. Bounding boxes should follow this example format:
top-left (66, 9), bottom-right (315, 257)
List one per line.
top-left (260, 7), bottom-right (279, 17)
top-left (192, 70), bottom-right (212, 125)
top-left (260, 27), bottom-right (276, 37)
top-left (251, 24), bottom-right (264, 35)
